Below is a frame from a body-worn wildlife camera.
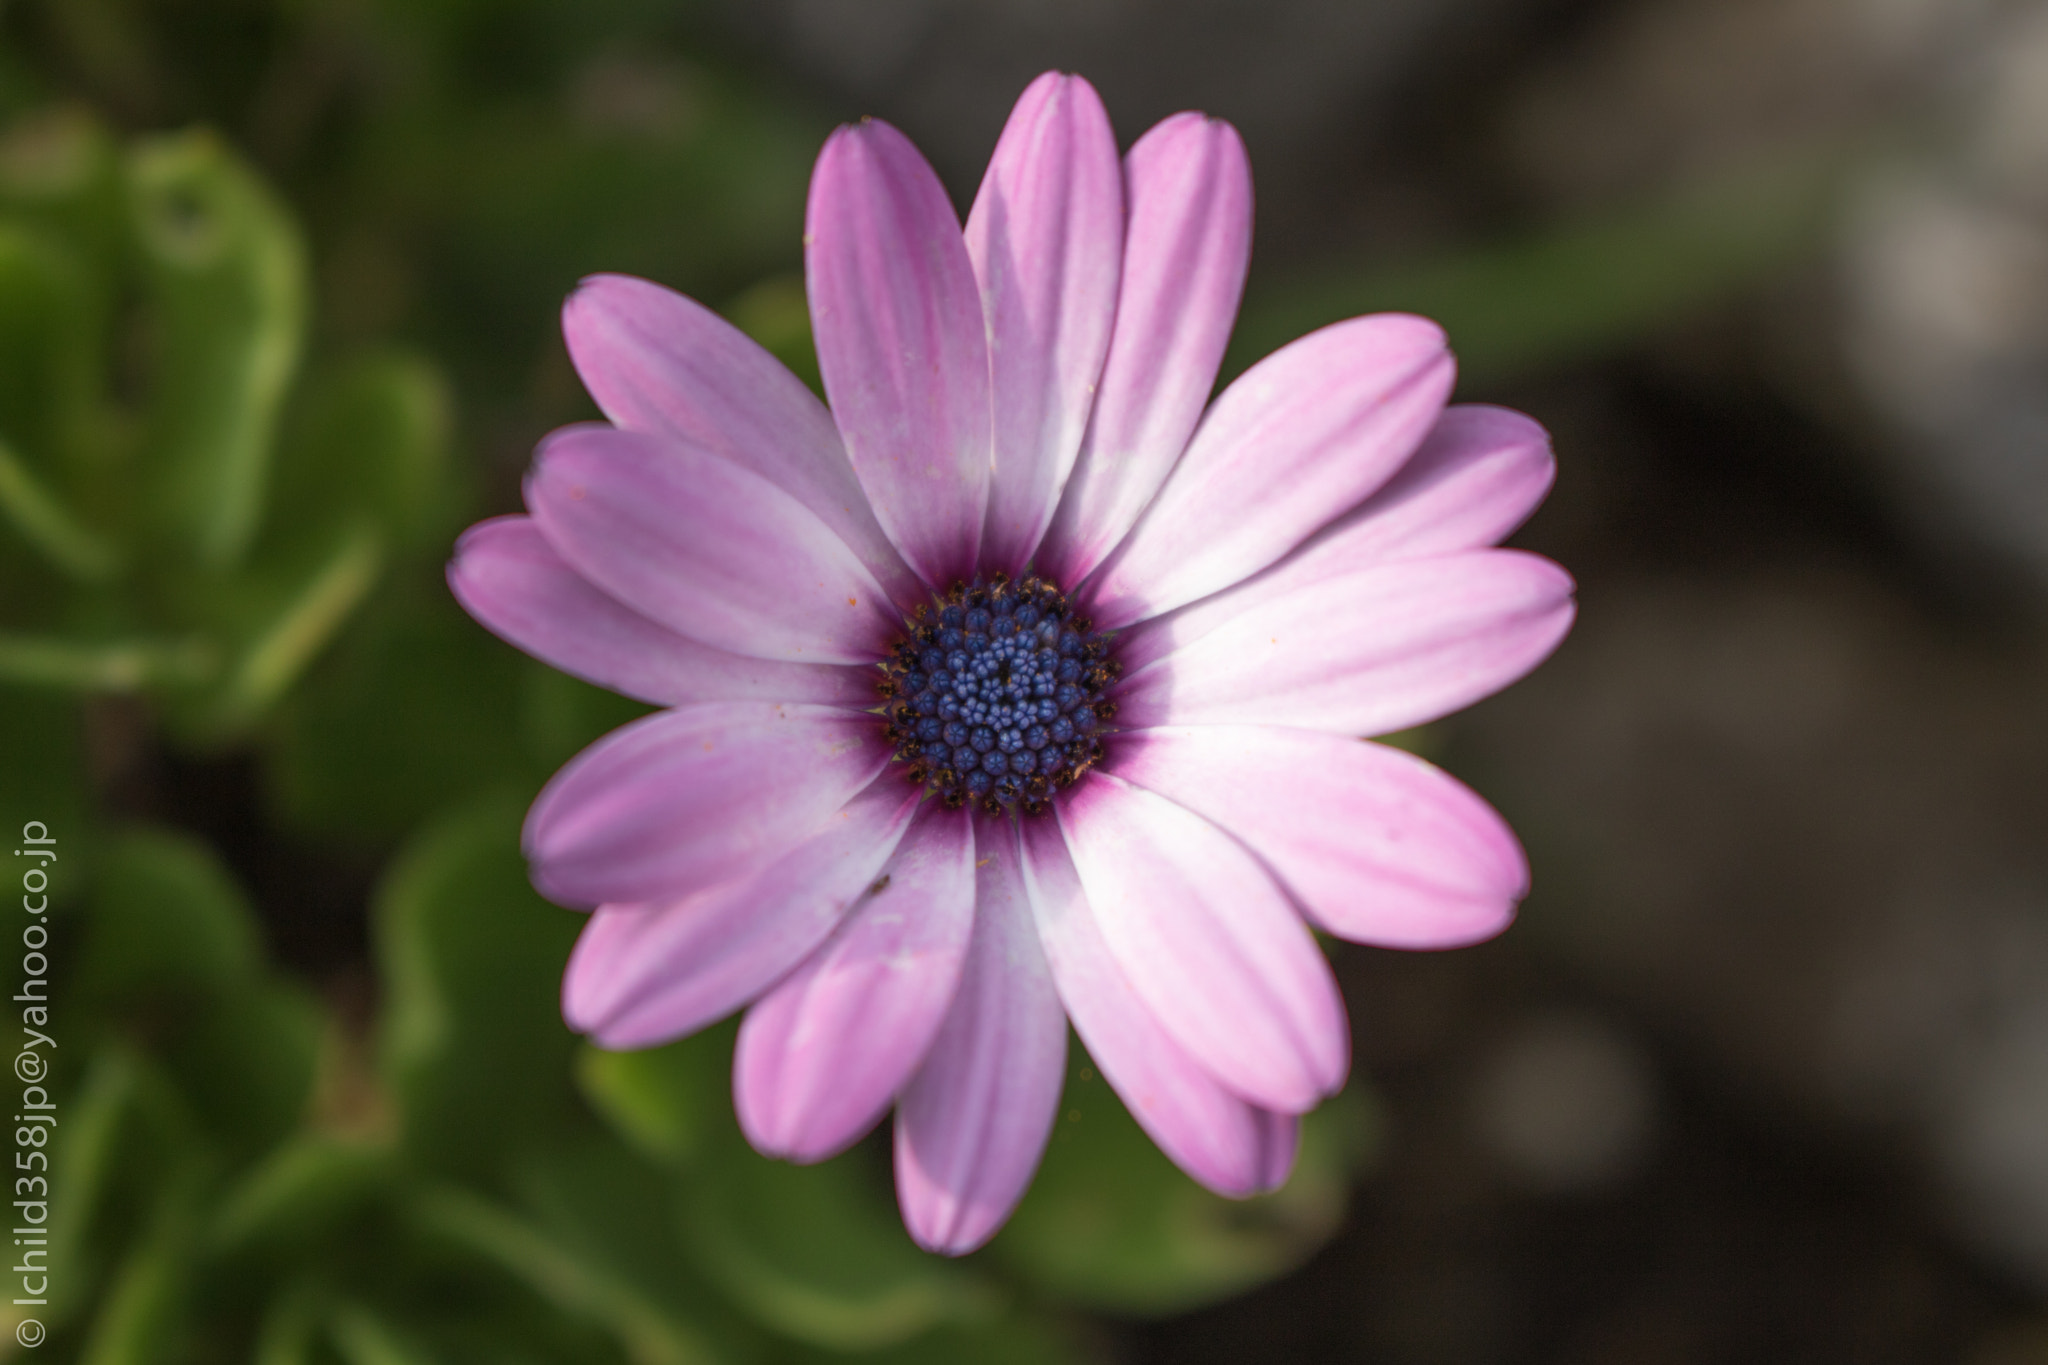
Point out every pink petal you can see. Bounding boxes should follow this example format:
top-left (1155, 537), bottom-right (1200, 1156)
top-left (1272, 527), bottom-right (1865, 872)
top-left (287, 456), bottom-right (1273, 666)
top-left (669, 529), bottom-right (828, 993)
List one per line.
top-left (807, 120), bottom-right (992, 588)
top-left (524, 702), bottom-right (890, 909)
top-left (894, 818), bottom-right (1067, 1255)
top-left (1112, 726), bottom-right (1527, 949)
top-left (1310, 403), bottom-right (1555, 563)
top-left (561, 274), bottom-right (923, 609)
top-left (449, 517), bottom-right (875, 709)
top-left (526, 425), bottom-right (897, 666)
top-left (564, 778), bottom-right (920, 1047)
top-left (1116, 548), bottom-right (1576, 735)
top-left (1036, 113), bottom-right (1252, 589)
top-left (1250, 1109), bottom-right (1300, 1191)
top-left (1055, 773), bottom-right (1348, 1113)
top-left (1081, 314), bottom-right (1455, 630)
top-left (734, 803), bottom-right (976, 1163)
top-left (1017, 817), bottom-right (1298, 1195)
top-left (965, 72), bottom-right (1123, 576)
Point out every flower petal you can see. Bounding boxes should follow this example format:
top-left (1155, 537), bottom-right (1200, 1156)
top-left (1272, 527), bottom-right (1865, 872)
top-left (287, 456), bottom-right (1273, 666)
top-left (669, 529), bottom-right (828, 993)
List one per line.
top-left (524, 702), bottom-right (890, 908)
top-left (1310, 404), bottom-right (1555, 564)
top-left (526, 424), bottom-right (896, 665)
top-left (735, 803), bottom-right (976, 1163)
top-left (1036, 113), bottom-right (1252, 589)
top-left (1081, 314), bottom-right (1455, 629)
top-left (966, 71), bottom-right (1123, 576)
top-left (807, 119), bottom-right (992, 587)
top-left (449, 516), bottom-right (874, 709)
top-left (562, 274), bottom-right (923, 609)
top-left (1018, 817), bottom-right (1298, 1195)
top-left (1251, 1109), bottom-right (1300, 1191)
top-left (1116, 548), bottom-right (1576, 735)
top-left (1056, 773), bottom-right (1348, 1113)
top-left (1112, 726), bottom-right (1527, 949)
top-left (563, 777), bottom-right (919, 1047)
top-left (894, 818), bottom-right (1067, 1255)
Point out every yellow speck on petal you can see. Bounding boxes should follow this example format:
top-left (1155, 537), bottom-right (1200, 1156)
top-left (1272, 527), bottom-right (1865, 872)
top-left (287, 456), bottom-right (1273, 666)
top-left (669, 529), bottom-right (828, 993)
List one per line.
top-left (975, 855), bottom-right (994, 868)
top-left (702, 741), bottom-right (714, 751)
top-left (848, 596), bottom-right (858, 606)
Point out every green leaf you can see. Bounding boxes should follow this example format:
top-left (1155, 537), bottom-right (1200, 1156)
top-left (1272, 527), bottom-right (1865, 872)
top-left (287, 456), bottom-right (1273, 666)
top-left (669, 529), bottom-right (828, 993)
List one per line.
top-left (75, 827), bottom-right (323, 1159)
top-left (576, 1030), bottom-right (730, 1168)
top-left (374, 792), bottom-right (585, 1178)
top-left (411, 73), bottom-right (815, 398)
top-left (330, 1301), bottom-right (443, 1365)
top-left (174, 516), bottom-right (385, 738)
top-left (36, 1049), bottom-right (220, 1345)
top-left (230, 518), bottom-right (384, 717)
top-left (252, 1282), bottom-right (324, 1365)
top-left (77, 826), bottom-right (264, 1000)
top-left (724, 274), bottom-right (819, 398)
top-left (516, 1138), bottom-right (778, 1361)
top-left (0, 106), bottom-right (126, 291)
top-left (269, 349), bottom-right (457, 557)
top-left (0, 686), bottom-right (87, 885)
top-left (580, 1033), bottom-right (991, 1352)
top-left (413, 1183), bottom-right (726, 1365)
top-left (807, 1315), bottom-right (1087, 1365)
top-left (266, 586), bottom-right (541, 841)
top-left (0, 633), bottom-right (214, 693)
top-left (127, 128), bottom-right (306, 569)
top-left (42, 1044), bottom-right (141, 1328)
top-left (208, 1133), bottom-right (394, 1256)
top-left (0, 223), bottom-right (115, 576)
top-left (1372, 726), bottom-right (1439, 760)
top-left (519, 662), bottom-right (659, 778)
top-left (169, 979), bottom-right (326, 1162)
top-left (1227, 149), bottom-right (1842, 386)
top-left (76, 1183), bottom-right (200, 1365)
top-left (0, 433), bottom-right (119, 581)
top-left (266, 572), bottom-right (654, 841)
top-left (678, 1141), bottom-right (991, 1353)
top-left (992, 1047), bottom-right (1373, 1316)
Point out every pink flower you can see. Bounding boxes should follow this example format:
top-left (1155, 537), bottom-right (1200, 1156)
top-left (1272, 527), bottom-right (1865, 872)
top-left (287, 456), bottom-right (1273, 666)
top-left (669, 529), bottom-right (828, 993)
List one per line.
top-left (449, 71), bottom-right (1574, 1254)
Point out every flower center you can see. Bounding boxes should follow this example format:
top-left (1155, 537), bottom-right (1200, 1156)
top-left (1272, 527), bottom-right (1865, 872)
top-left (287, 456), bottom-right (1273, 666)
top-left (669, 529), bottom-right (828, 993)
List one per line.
top-left (879, 573), bottom-right (1119, 816)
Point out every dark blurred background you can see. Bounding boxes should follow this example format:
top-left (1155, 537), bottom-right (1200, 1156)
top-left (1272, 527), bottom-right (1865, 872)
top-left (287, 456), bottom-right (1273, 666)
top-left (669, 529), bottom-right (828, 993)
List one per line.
top-left (5, 0), bottom-right (2048, 1361)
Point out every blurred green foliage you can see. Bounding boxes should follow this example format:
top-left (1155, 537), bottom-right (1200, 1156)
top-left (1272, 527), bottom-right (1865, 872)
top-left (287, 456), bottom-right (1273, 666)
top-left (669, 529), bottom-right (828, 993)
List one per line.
top-left (996, 1057), bottom-right (1371, 1317)
top-left (1225, 147), bottom-right (1845, 388)
top-left (0, 106), bottom-right (447, 740)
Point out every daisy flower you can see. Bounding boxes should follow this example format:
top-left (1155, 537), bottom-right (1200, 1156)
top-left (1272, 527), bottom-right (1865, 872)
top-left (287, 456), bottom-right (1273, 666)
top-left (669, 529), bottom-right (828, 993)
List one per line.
top-left (449, 71), bottom-right (1574, 1254)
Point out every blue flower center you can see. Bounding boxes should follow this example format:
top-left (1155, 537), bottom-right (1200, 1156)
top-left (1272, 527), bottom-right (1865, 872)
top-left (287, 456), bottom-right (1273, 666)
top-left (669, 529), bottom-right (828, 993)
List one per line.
top-left (880, 574), bottom-right (1119, 815)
